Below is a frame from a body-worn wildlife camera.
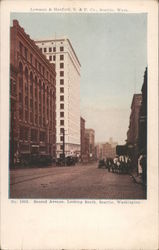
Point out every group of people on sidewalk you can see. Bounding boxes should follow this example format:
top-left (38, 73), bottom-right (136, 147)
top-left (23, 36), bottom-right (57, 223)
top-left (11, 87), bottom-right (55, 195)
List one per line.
top-left (138, 154), bottom-right (147, 185)
top-left (98, 155), bottom-right (132, 174)
top-left (98, 152), bottom-right (147, 186)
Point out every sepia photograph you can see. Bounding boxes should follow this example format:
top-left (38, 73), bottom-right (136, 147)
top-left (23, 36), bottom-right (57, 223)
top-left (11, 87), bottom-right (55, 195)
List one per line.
top-left (9, 12), bottom-right (147, 199)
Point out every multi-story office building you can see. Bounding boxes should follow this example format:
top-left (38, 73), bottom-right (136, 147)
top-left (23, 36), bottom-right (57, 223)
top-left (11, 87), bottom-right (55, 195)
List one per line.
top-left (127, 94), bottom-right (142, 146)
top-left (85, 129), bottom-right (95, 160)
top-left (80, 117), bottom-right (85, 162)
top-left (95, 140), bottom-right (117, 160)
top-left (35, 38), bottom-right (81, 158)
top-left (10, 20), bottom-right (56, 166)
top-left (126, 93), bottom-right (142, 166)
top-left (138, 67), bottom-right (147, 155)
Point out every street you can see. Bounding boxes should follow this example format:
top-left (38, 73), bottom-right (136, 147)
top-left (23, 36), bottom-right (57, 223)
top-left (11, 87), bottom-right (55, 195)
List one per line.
top-left (10, 163), bottom-right (146, 199)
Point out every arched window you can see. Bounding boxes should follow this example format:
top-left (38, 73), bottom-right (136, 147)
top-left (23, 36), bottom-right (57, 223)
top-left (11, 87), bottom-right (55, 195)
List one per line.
top-left (19, 62), bottom-right (23, 73)
top-left (30, 72), bottom-right (33, 98)
top-left (35, 76), bottom-right (37, 99)
top-left (18, 62), bottom-right (23, 91)
top-left (24, 67), bottom-right (28, 81)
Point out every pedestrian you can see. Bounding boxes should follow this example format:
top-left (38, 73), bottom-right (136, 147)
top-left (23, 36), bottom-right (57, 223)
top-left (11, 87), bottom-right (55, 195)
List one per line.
top-left (141, 155), bottom-right (147, 185)
top-left (138, 154), bottom-right (143, 178)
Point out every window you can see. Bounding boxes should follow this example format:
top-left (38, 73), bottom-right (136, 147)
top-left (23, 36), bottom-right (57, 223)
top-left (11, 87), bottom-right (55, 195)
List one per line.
top-left (60, 63), bottom-right (64, 69)
top-left (19, 126), bottom-right (29, 140)
top-left (60, 46), bottom-right (64, 52)
top-left (60, 112), bottom-right (64, 117)
top-left (35, 115), bottom-right (38, 124)
top-left (60, 103), bottom-right (64, 109)
top-left (30, 53), bottom-right (33, 64)
top-left (44, 48), bottom-right (47, 52)
top-left (24, 48), bottom-right (28, 60)
top-left (30, 112), bottom-right (33, 123)
top-left (60, 95), bottom-right (64, 101)
top-left (60, 128), bottom-right (64, 134)
top-left (60, 79), bottom-right (64, 85)
top-left (60, 55), bottom-right (64, 60)
top-left (60, 120), bottom-right (64, 125)
top-left (49, 55), bottom-right (52, 61)
top-left (49, 47), bottom-right (52, 52)
top-left (60, 136), bottom-right (64, 142)
top-left (19, 108), bottom-right (23, 120)
top-left (31, 129), bottom-right (37, 141)
top-left (30, 99), bottom-right (33, 109)
top-left (53, 47), bottom-right (56, 52)
top-left (39, 63), bottom-right (41, 73)
top-left (19, 42), bottom-right (23, 54)
top-left (40, 131), bottom-right (46, 141)
top-left (60, 145), bottom-right (63, 150)
top-left (25, 96), bottom-right (28, 107)
top-left (19, 93), bottom-right (23, 103)
top-left (35, 59), bottom-right (37, 69)
top-left (43, 66), bottom-right (45, 75)
top-left (53, 55), bottom-right (56, 61)
top-left (60, 87), bottom-right (64, 93)
top-left (60, 71), bottom-right (64, 77)
top-left (25, 110), bottom-right (28, 122)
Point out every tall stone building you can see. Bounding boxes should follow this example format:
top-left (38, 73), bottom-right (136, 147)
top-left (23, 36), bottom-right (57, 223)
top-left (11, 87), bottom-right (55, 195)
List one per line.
top-left (85, 129), bottom-right (95, 160)
top-left (95, 138), bottom-right (117, 160)
top-left (35, 38), bottom-right (81, 158)
top-left (10, 20), bottom-right (56, 166)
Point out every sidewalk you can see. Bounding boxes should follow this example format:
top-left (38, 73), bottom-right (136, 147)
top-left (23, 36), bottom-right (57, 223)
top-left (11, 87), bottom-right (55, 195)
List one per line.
top-left (130, 169), bottom-right (144, 185)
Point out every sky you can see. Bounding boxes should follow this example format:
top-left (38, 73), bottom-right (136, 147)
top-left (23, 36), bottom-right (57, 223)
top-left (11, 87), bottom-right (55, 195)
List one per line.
top-left (10, 13), bottom-right (147, 144)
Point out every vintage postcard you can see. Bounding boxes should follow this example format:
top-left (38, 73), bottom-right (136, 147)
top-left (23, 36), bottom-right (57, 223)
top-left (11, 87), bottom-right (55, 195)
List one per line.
top-left (0, 0), bottom-right (158, 249)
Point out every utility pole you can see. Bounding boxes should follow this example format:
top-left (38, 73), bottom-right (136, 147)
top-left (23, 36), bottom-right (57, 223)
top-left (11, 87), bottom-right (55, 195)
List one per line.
top-left (62, 128), bottom-right (65, 162)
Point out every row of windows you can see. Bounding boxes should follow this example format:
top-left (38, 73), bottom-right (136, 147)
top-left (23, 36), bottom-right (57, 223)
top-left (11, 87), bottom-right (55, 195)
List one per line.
top-left (19, 126), bottom-right (47, 142)
top-left (19, 109), bottom-right (55, 128)
top-left (19, 42), bottom-right (54, 81)
top-left (42, 46), bottom-right (64, 53)
top-left (49, 54), bottom-right (64, 62)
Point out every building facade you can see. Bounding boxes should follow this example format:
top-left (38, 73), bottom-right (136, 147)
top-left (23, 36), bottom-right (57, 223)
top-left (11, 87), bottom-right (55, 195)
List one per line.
top-left (35, 38), bottom-right (81, 158)
top-left (138, 67), bottom-right (147, 155)
top-left (95, 138), bottom-right (117, 160)
top-left (126, 94), bottom-right (142, 164)
top-left (10, 20), bottom-right (56, 166)
top-left (127, 94), bottom-right (142, 145)
top-left (85, 129), bottom-right (95, 160)
top-left (80, 117), bottom-right (85, 162)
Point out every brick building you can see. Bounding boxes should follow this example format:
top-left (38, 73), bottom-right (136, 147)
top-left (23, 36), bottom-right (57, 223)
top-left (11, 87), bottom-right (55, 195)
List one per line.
top-left (127, 94), bottom-right (142, 145)
top-left (126, 94), bottom-right (142, 165)
top-left (10, 20), bottom-right (56, 166)
top-left (138, 67), bottom-right (147, 155)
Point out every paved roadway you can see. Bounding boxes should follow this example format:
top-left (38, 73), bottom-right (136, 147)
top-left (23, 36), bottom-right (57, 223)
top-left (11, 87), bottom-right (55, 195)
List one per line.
top-left (10, 163), bottom-right (146, 199)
